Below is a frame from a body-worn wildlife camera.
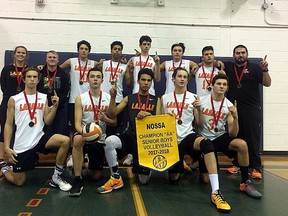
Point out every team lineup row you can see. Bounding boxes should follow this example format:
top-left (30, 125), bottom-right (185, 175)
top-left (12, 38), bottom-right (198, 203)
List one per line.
top-left (0, 35), bottom-right (271, 213)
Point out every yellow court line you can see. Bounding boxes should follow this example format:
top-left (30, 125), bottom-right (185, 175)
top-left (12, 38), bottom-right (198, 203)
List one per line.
top-left (127, 167), bottom-right (148, 216)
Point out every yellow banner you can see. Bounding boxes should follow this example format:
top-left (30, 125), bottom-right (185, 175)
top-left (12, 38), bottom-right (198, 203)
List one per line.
top-left (136, 114), bottom-right (179, 172)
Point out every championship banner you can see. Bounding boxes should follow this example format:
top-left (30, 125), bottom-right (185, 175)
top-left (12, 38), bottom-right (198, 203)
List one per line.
top-left (136, 114), bottom-right (179, 172)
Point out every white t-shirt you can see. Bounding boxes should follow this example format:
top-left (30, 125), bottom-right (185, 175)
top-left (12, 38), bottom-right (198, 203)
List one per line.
top-left (162, 91), bottom-right (197, 143)
top-left (195, 66), bottom-right (219, 96)
top-left (12, 92), bottom-right (47, 153)
top-left (80, 90), bottom-right (111, 143)
top-left (69, 57), bottom-right (95, 103)
top-left (132, 55), bottom-right (155, 95)
top-left (102, 60), bottom-right (126, 103)
top-left (199, 94), bottom-right (233, 140)
top-left (164, 59), bottom-right (190, 94)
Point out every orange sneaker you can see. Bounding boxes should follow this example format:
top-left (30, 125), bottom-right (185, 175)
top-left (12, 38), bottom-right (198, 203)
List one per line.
top-left (97, 175), bottom-right (124, 194)
top-left (227, 166), bottom-right (240, 174)
top-left (249, 169), bottom-right (262, 179)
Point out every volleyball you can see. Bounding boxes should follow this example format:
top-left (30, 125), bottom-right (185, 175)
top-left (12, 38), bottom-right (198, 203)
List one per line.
top-left (82, 122), bottom-right (102, 142)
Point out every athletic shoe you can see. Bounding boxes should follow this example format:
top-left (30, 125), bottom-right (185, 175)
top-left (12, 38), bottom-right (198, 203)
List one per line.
top-left (184, 162), bottom-right (192, 173)
top-left (66, 155), bottom-right (73, 167)
top-left (227, 166), bottom-right (240, 174)
top-left (123, 154), bottom-right (133, 165)
top-left (138, 171), bottom-right (152, 185)
top-left (211, 190), bottom-right (231, 213)
top-left (249, 169), bottom-right (262, 179)
top-left (69, 177), bottom-right (84, 197)
top-left (189, 160), bottom-right (199, 170)
top-left (0, 162), bottom-right (12, 176)
top-left (50, 174), bottom-right (72, 192)
top-left (97, 175), bottom-right (123, 194)
top-left (240, 179), bottom-right (262, 199)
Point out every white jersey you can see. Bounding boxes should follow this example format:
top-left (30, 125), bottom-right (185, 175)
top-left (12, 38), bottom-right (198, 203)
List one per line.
top-left (162, 91), bottom-right (197, 143)
top-left (80, 91), bottom-right (111, 144)
top-left (199, 94), bottom-right (233, 140)
top-left (12, 92), bottom-right (47, 153)
top-left (69, 57), bottom-right (95, 103)
top-left (102, 60), bottom-right (126, 103)
top-left (164, 59), bottom-right (190, 94)
top-left (132, 55), bottom-right (155, 95)
top-left (195, 66), bottom-right (219, 96)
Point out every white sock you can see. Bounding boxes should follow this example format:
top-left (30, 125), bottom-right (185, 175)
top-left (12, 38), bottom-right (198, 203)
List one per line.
top-left (53, 164), bottom-right (64, 176)
top-left (209, 174), bottom-right (219, 194)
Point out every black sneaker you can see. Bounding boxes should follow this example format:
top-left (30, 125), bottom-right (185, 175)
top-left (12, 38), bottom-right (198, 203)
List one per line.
top-left (69, 177), bottom-right (83, 197)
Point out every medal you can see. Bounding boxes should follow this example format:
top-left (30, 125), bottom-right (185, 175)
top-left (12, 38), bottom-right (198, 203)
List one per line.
top-left (110, 81), bottom-right (115, 85)
top-left (17, 87), bottom-right (21, 92)
top-left (137, 92), bottom-right (150, 113)
top-left (78, 58), bottom-right (88, 86)
top-left (208, 86), bottom-right (212, 91)
top-left (48, 87), bottom-right (53, 93)
top-left (210, 95), bottom-right (225, 134)
top-left (139, 55), bottom-right (150, 70)
top-left (110, 60), bottom-right (120, 85)
top-left (89, 90), bottom-right (102, 121)
top-left (14, 64), bottom-right (26, 93)
top-left (202, 66), bottom-right (215, 92)
top-left (29, 121), bottom-right (35, 127)
top-left (234, 63), bottom-right (247, 89)
top-left (237, 83), bottom-right (242, 88)
top-left (174, 91), bottom-right (187, 126)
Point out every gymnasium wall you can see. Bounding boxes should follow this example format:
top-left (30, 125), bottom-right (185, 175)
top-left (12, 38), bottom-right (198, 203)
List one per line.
top-left (0, 0), bottom-right (287, 151)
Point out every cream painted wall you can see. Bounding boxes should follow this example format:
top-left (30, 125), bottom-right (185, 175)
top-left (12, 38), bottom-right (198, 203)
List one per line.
top-left (0, 0), bottom-right (287, 151)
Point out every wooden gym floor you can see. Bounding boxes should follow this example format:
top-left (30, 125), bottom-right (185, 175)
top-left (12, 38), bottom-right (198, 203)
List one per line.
top-left (0, 155), bottom-right (287, 216)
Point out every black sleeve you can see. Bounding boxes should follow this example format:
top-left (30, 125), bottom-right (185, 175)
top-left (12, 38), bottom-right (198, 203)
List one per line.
top-left (0, 66), bottom-right (8, 94)
top-left (58, 67), bottom-right (70, 108)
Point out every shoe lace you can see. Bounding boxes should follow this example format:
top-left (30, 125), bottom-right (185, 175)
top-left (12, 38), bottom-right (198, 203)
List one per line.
top-left (214, 191), bottom-right (226, 204)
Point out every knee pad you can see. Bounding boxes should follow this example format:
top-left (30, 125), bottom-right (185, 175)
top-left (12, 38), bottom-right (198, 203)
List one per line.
top-left (104, 135), bottom-right (122, 150)
top-left (200, 139), bottom-right (215, 154)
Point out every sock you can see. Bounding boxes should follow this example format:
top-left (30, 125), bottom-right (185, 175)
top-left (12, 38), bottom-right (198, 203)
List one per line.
top-left (209, 174), bottom-right (219, 194)
top-left (54, 164), bottom-right (64, 176)
top-left (111, 165), bottom-right (120, 178)
top-left (240, 166), bottom-right (249, 183)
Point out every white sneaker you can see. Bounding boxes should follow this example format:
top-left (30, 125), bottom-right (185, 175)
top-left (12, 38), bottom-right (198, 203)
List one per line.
top-left (50, 174), bottom-right (72, 192)
top-left (0, 162), bottom-right (12, 176)
top-left (123, 154), bottom-right (133, 165)
top-left (66, 155), bottom-right (73, 167)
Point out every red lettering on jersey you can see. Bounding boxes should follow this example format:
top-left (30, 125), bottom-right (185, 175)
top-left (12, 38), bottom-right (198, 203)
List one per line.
top-left (201, 108), bottom-right (225, 119)
top-left (83, 105), bottom-right (108, 112)
top-left (135, 61), bottom-right (153, 68)
top-left (20, 103), bottom-right (44, 111)
top-left (131, 103), bottom-right (155, 111)
top-left (166, 102), bottom-right (189, 110)
top-left (104, 67), bottom-right (123, 74)
top-left (198, 72), bottom-right (213, 78)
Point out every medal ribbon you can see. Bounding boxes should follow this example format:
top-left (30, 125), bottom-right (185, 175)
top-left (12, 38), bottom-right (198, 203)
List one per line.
top-left (78, 58), bottom-right (88, 83)
top-left (139, 55), bottom-right (150, 70)
top-left (233, 63), bottom-right (247, 85)
top-left (210, 95), bottom-right (225, 129)
top-left (89, 90), bottom-right (102, 121)
top-left (137, 92), bottom-right (150, 112)
top-left (46, 67), bottom-right (58, 88)
top-left (173, 60), bottom-right (182, 70)
top-left (201, 66), bottom-right (214, 88)
top-left (173, 91), bottom-right (186, 120)
top-left (14, 64), bottom-right (25, 89)
top-left (23, 91), bottom-right (38, 122)
top-left (110, 60), bottom-right (121, 83)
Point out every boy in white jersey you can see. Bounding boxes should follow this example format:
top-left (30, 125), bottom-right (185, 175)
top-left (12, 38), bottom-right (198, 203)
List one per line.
top-left (125, 35), bottom-right (161, 95)
top-left (158, 43), bottom-right (198, 94)
top-left (157, 67), bottom-right (231, 213)
top-left (102, 41), bottom-right (128, 135)
top-left (69, 68), bottom-right (116, 197)
top-left (60, 40), bottom-right (103, 132)
top-left (194, 46), bottom-right (224, 96)
top-left (1, 67), bottom-right (71, 191)
top-left (198, 74), bottom-right (262, 199)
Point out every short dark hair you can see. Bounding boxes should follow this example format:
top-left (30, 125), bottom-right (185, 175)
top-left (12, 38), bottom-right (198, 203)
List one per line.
top-left (22, 66), bottom-right (42, 80)
top-left (87, 67), bottom-right (103, 79)
top-left (202, 46), bottom-right (214, 55)
top-left (138, 68), bottom-right (154, 80)
top-left (172, 67), bottom-right (189, 79)
top-left (212, 74), bottom-right (229, 85)
top-left (171, 43), bottom-right (186, 54)
top-left (14, 45), bottom-right (29, 60)
top-left (139, 35), bottom-right (152, 45)
top-left (233, 44), bottom-right (248, 54)
top-left (77, 40), bottom-right (91, 52)
top-left (110, 41), bottom-right (123, 50)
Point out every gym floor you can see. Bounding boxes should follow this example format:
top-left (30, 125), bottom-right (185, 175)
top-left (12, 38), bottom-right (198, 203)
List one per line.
top-left (0, 155), bottom-right (287, 216)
